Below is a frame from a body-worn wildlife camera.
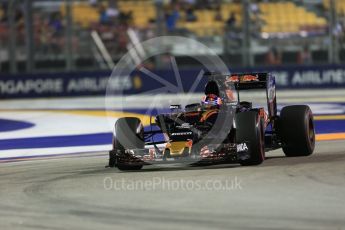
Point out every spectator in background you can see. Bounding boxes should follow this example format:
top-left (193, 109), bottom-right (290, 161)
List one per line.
top-left (225, 11), bottom-right (241, 44)
top-left (14, 7), bottom-right (22, 19)
top-left (197, 0), bottom-right (211, 9)
top-left (249, 0), bottom-right (260, 16)
top-left (106, 1), bottom-right (119, 25)
top-left (99, 5), bottom-right (110, 25)
top-left (99, 1), bottom-right (119, 26)
top-left (0, 3), bottom-right (6, 22)
top-left (208, 0), bottom-right (222, 9)
top-left (106, 4), bottom-right (119, 19)
top-left (249, 0), bottom-right (263, 37)
top-left (337, 11), bottom-right (345, 42)
top-left (89, 0), bottom-right (98, 7)
top-left (183, 0), bottom-right (196, 5)
top-left (298, 45), bottom-right (312, 65)
top-left (266, 46), bottom-right (282, 65)
top-left (0, 3), bottom-right (7, 43)
top-left (142, 19), bottom-right (156, 40)
top-left (15, 7), bottom-right (24, 27)
top-left (196, 0), bottom-right (221, 10)
top-left (214, 6), bottom-right (222, 21)
top-left (185, 7), bottom-right (197, 22)
top-left (118, 11), bottom-right (132, 26)
top-left (165, 5), bottom-right (180, 31)
top-left (38, 18), bottom-right (53, 53)
top-left (49, 12), bottom-right (63, 37)
top-left (49, 12), bottom-right (64, 53)
top-left (115, 24), bottom-right (129, 53)
top-left (226, 12), bottom-right (236, 29)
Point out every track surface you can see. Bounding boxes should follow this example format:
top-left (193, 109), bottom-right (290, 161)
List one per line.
top-left (0, 140), bottom-right (344, 230)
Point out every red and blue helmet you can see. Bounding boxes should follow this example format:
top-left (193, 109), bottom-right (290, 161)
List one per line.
top-left (202, 94), bottom-right (222, 106)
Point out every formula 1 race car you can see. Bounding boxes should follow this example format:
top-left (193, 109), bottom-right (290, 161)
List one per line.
top-left (108, 72), bottom-right (315, 170)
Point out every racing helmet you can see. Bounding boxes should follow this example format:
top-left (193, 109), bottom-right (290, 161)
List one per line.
top-left (203, 81), bottom-right (222, 106)
top-left (202, 94), bottom-right (222, 106)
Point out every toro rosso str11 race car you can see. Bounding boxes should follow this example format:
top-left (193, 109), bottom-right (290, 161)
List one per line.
top-left (108, 72), bottom-right (315, 171)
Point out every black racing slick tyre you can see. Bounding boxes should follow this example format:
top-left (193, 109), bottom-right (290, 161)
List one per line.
top-left (111, 117), bottom-right (144, 170)
top-left (279, 105), bottom-right (315, 157)
top-left (235, 111), bottom-right (265, 166)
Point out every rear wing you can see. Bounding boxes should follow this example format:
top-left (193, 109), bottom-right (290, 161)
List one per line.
top-left (228, 72), bottom-right (277, 118)
top-left (228, 73), bottom-right (270, 90)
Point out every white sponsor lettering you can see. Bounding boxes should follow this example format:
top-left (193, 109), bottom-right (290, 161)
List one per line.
top-left (237, 143), bottom-right (248, 152)
top-left (271, 71), bottom-right (289, 86)
top-left (67, 76), bottom-right (132, 92)
top-left (0, 75), bottom-right (134, 95)
top-left (0, 79), bottom-right (63, 94)
top-left (67, 77), bottom-right (108, 92)
top-left (171, 132), bottom-right (193, 136)
top-left (107, 75), bottom-right (132, 91)
top-left (170, 105), bottom-right (181, 109)
top-left (292, 70), bottom-right (345, 85)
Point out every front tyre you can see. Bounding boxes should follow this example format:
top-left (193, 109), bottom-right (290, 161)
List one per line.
top-left (110, 117), bottom-right (144, 170)
top-left (236, 111), bottom-right (265, 166)
top-left (279, 105), bottom-right (315, 157)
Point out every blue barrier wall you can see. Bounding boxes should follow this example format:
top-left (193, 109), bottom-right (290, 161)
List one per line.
top-left (1, 65), bottom-right (345, 98)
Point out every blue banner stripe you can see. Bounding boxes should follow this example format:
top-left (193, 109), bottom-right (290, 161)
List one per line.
top-left (0, 133), bottom-right (112, 150)
top-left (1, 65), bottom-right (345, 98)
top-left (314, 120), bottom-right (345, 134)
top-left (0, 119), bottom-right (35, 132)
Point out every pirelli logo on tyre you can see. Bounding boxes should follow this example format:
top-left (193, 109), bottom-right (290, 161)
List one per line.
top-left (237, 143), bottom-right (249, 152)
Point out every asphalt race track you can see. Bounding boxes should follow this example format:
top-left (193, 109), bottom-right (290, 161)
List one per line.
top-left (0, 140), bottom-right (344, 230)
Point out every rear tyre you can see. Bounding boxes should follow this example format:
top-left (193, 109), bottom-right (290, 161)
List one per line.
top-left (236, 111), bottom-right (265, 166)
top-left (279, 105), bottom-right (315, 157)
top-left (112, 117), bottom-right (144, 171)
